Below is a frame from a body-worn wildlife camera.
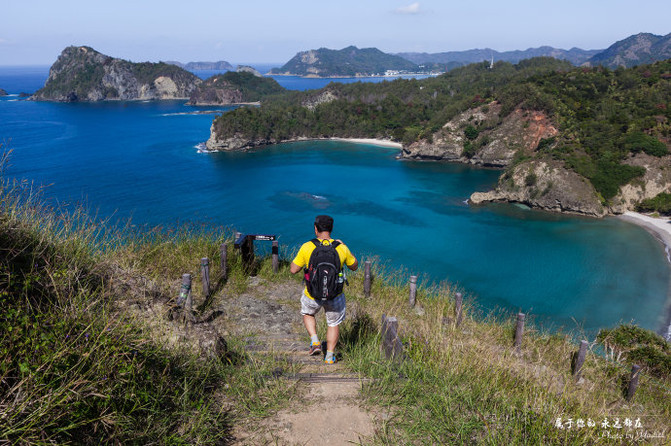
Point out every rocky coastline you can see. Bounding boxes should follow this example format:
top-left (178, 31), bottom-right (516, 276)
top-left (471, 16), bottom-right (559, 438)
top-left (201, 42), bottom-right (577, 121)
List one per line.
top-left (206, 100), bottom-right (671, 218)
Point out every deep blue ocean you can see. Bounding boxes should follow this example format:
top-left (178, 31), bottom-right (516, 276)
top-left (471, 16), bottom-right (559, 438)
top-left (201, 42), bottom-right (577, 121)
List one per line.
top-left (1, 65), bottom-right (669, 338)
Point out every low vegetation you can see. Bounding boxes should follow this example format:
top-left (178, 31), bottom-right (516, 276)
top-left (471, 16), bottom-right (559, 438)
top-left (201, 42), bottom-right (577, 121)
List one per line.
top-left (637, 192), bottom-right (671, 215)
top-left (1, 160), bottom-right (669, 443)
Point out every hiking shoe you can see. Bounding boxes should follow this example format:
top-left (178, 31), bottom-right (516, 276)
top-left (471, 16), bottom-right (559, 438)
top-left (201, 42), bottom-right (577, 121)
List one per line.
top-left (324, 356), bottom-right (336, 364)
top-left (308, 342), bottom-right (322, 356)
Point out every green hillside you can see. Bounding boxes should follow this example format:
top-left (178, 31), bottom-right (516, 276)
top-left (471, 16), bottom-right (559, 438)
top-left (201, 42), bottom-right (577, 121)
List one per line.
top-left (188, 71), bottom-right (285, 105)
top-left (589, 32), bottom-right (671, 69)
top-left (269, 45), bottom-right (420, 77)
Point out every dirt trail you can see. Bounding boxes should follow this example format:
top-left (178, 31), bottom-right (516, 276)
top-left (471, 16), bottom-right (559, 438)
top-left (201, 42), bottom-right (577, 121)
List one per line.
top-left (216, 278), bottom-right (377, 445)
top-left (116, 266), bottom-right (378, 445)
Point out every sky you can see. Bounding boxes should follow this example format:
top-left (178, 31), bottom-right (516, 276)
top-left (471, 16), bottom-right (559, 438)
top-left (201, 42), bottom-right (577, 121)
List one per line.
top-left (1, 0), bottom-right (670, 65)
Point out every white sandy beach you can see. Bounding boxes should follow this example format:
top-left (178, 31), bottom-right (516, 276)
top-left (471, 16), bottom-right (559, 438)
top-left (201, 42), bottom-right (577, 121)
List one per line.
top-left (329, 137), bottom-right (403, 148)
top-left (618, 211), bottom-right (671, 252)
top-left (618, 212), bottom-right (671, 341)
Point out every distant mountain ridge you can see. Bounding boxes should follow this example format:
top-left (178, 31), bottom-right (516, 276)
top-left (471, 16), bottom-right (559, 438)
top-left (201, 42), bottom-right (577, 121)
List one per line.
top-left (269, 46), bottom-right (419, 77)
top-left (397, 46), bottom-right (600, 67)
top-left (396, 32), bottom-right (671, 69)
top-left (165, 60), bottom-right (233, 71)
top-left (587, 32), bottom-right (671, 68)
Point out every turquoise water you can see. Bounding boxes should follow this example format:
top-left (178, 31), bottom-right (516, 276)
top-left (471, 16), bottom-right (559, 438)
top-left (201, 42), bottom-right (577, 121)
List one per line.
top-left (1, 67), bottom-right (669, 337)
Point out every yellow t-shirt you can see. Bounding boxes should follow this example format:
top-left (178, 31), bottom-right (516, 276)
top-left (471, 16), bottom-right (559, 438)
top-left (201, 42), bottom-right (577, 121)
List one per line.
top-left (292, 238), bottom-right (356, 299)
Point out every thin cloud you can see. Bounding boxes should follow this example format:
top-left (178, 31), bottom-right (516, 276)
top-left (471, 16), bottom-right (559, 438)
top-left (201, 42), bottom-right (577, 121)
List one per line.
top-left (0, 38), bottom-right (8, 44)
top-left (395, 2), bottom-right (420, 14)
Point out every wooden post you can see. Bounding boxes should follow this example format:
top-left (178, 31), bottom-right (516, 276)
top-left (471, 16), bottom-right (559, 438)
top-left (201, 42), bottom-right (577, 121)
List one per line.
top-left (409, 275), bottom-right (417, 308)
top-left (272, 241), bottom-right (279, 273)
top-left (455, 292), bottom-right (463, 327)
top-left (363, 260), bottom-right (372, 298)
top-left (201, 257), bottom-right (210, 298)
top-left (177, 273), bottom-right (191, 307)
top-left (626, 364), bottom-right (641, 401)
top-left (242, 237), bottom-right (254, 267)
top-left (220, 243), bottom-right (228, 280)
top-left (514, 313), bottom-right (525, 351)
top-left (381, 314), bottom-right (403, 361)
top-left (573, 340), bottom-right (588, 378)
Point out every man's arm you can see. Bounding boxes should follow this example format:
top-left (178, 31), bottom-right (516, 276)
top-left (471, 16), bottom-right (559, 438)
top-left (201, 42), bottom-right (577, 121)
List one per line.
top-left (336, 240), bottom-right (358, 271)
top-left (290, 262), bottom-right (302, 274)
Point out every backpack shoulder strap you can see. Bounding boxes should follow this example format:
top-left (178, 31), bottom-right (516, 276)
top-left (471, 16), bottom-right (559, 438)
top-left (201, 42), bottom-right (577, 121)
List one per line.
top-left (311, 238), bottom-right (320, 247)
top-left (332, 240), bottom-right (341, 248)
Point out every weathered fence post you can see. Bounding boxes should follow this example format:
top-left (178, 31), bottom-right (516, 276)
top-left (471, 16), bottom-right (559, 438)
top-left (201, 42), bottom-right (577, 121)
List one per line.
top-left (381, 314), bottom-right (403, 361)
top-left (626, 364), bottom-right (641, 401)
top-left (409, 275), bottom-right (417, 307)
top-left (177, 273), bottom-right (191, 307)
top-left (272, 241), bottom-right (279, 273)
top-left (363, 260), bottom-right (372, 298)
top-left (220, 243), bottom-right (228, 280)
top-left (242, 237), bottom-right (255, 266)
top-left (455, 292), bottom-right (463, 327)
top-left (514, 313), bottom-right (525, 351)
top-left (201, 257), bottom-right (210, 298)
top-left (573, 340), bottom-right (588, 379)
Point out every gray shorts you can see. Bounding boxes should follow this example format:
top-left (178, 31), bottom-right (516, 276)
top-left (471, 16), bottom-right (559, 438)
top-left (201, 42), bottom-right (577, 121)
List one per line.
top-left (300, 291), bottom-right (346, 327)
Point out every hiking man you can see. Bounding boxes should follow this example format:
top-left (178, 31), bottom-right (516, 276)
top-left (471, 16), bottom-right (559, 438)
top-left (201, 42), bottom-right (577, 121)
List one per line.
top-left (290, 215), bottom-right (358, 364)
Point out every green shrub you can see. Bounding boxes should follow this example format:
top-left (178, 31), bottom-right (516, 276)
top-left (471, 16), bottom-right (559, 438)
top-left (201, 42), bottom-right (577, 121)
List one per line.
top-left (637, 192), bottom-right (671, 215)
top-left (623, 132), bottom-right (668, 157)
top-left (464, 125), bottom-right (479, 141)
top-left (462, 140), bottom-right (477, 158)
top-left (597, 324), bottom-right (671, 380)
top-left (524, 172), bottom-right (538, 187)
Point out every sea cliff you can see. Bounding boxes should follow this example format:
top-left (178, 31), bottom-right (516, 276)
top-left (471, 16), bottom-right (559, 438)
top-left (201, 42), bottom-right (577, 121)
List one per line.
top-left (31, 46), bottom-right (201, 102)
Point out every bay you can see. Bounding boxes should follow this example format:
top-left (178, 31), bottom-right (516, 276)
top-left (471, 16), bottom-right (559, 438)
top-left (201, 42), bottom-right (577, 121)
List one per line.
top-left (0, 66), bottom-right (669, 338)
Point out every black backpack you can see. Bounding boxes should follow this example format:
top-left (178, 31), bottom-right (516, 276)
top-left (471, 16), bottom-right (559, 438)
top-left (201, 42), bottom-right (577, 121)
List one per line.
top-left (305, 239), bottom-right (345, 301)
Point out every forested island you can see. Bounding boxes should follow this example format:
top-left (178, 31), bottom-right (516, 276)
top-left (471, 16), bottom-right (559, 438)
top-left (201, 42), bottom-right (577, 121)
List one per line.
top-left (165, 60), bottom-right (233, 71)
top-left (269, 46), bottom-right (423, 77)
top-left (208, 57), bottom-right (671, 217)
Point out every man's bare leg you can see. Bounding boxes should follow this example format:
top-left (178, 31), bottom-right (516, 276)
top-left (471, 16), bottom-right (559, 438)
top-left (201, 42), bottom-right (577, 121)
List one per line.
top-left (326, 325), bottom-right (339, 353)
top-left (303, 314), bottom-right (317, 337)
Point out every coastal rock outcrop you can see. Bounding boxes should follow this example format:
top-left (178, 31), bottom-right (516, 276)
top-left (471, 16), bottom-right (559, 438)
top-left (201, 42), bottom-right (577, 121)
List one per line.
top-left (236, 65), bottom-right (263, 77)
top-left (31, 46), bottom-right (201, 102)
top-left (470, 159), bottom-right (607, 217)
top-left (402, 102), bottom-right (559, 168)
top-left (301, 89), bottom-right (339, 111)
top-left (0, 88), bottom-right (7, 96)
top-left (610, 153), bottom-right (671, 213)
top-left (205, 126), bottom-right (276, 151)
top-left (188, 71), bottom-right (284, 106)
